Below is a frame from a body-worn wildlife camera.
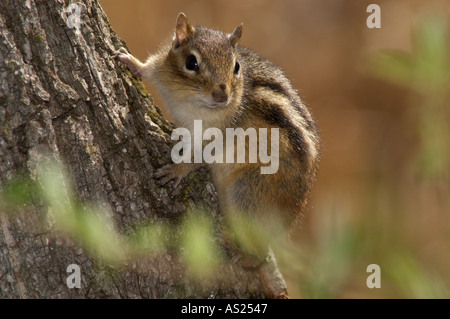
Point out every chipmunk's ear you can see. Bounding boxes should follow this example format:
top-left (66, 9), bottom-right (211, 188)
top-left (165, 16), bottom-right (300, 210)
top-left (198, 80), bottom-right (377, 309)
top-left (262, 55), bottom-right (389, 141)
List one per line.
top-left (174, 12), bottom-right (194, 49)
top-left (229, 23), bottom-right (243, 48)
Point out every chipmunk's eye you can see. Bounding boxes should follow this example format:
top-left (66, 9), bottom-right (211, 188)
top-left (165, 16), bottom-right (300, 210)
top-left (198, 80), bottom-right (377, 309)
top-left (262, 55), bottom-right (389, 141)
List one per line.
top-left (186, 55), bottom-right (199, 71)
top-left (234, 61), bottom-right (240, 74)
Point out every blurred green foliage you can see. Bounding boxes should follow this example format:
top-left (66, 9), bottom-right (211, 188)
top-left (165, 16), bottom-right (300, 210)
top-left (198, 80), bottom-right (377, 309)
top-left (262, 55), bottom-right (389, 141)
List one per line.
top-left (181, 211), bottom-right (221, 279)
top-left (0, 158), bottom-right (213, 276)
top-left (369, 12), bottom-right (450, 180)
top-left (0, 157), bottom-right (271, 282)
top-left (385, 251), bottom-right (449, 298)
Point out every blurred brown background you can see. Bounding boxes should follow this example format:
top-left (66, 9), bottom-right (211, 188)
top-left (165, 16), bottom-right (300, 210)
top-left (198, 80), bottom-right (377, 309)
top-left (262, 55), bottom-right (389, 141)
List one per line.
top-left (100, 0), bottom-right (450, 298)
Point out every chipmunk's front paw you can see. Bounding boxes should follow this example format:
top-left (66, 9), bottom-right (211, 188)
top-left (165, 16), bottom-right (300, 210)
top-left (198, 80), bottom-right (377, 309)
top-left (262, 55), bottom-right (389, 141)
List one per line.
top-left (114, 47), bottom-right (129, 56)
top-left (114, 47), bottom-right (142, 78)
top-left (113, 47), bottom-right (131, 63)
top-left (154, 164), bottom-right (183, 188)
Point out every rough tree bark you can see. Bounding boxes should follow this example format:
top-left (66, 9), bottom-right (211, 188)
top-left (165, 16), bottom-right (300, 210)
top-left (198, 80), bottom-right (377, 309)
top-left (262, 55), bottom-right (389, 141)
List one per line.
top-left (0, 0), bottom-right (286, 298)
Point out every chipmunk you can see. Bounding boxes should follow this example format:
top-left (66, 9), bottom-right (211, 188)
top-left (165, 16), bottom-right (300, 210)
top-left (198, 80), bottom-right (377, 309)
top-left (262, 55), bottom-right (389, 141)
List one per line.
top-left (115, 13), bottom-right (320, 298)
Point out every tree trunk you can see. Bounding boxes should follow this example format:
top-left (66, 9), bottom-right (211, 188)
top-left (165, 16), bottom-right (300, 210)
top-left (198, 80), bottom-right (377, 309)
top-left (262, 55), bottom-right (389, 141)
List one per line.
top-left (0, 0), bottom-right (285, 298)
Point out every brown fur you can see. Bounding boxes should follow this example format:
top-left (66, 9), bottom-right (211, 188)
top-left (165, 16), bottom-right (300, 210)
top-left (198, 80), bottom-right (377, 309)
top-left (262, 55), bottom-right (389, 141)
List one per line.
top-left (115, 12), bottom-right (320, 259)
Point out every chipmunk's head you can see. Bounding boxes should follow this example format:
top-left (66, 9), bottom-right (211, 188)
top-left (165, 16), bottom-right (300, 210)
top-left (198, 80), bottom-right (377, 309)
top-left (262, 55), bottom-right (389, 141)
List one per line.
top-left (165, 12), bottom-right (243, 109)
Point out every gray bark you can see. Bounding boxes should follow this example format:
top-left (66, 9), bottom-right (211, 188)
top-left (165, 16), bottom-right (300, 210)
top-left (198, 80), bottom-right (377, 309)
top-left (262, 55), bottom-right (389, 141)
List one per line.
top-left (0, 0), bottom-right (285, 298)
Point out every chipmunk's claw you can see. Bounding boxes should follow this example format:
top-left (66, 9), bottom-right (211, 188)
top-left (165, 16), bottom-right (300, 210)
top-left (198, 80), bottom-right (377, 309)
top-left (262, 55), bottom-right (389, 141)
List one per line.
top-left (275, 290), bottom-right (290, 299)
top-left (113, 47), bottom-right (143, 78)
top-left (154, 164), bottom-right (182, 188)
top-left (113, 47), bottom-right (129, 60)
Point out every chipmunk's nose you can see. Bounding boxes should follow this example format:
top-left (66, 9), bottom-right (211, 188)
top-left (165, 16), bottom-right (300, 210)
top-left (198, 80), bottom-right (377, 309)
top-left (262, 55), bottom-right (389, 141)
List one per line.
top-left (212, 84), bottom-right (228, 103)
